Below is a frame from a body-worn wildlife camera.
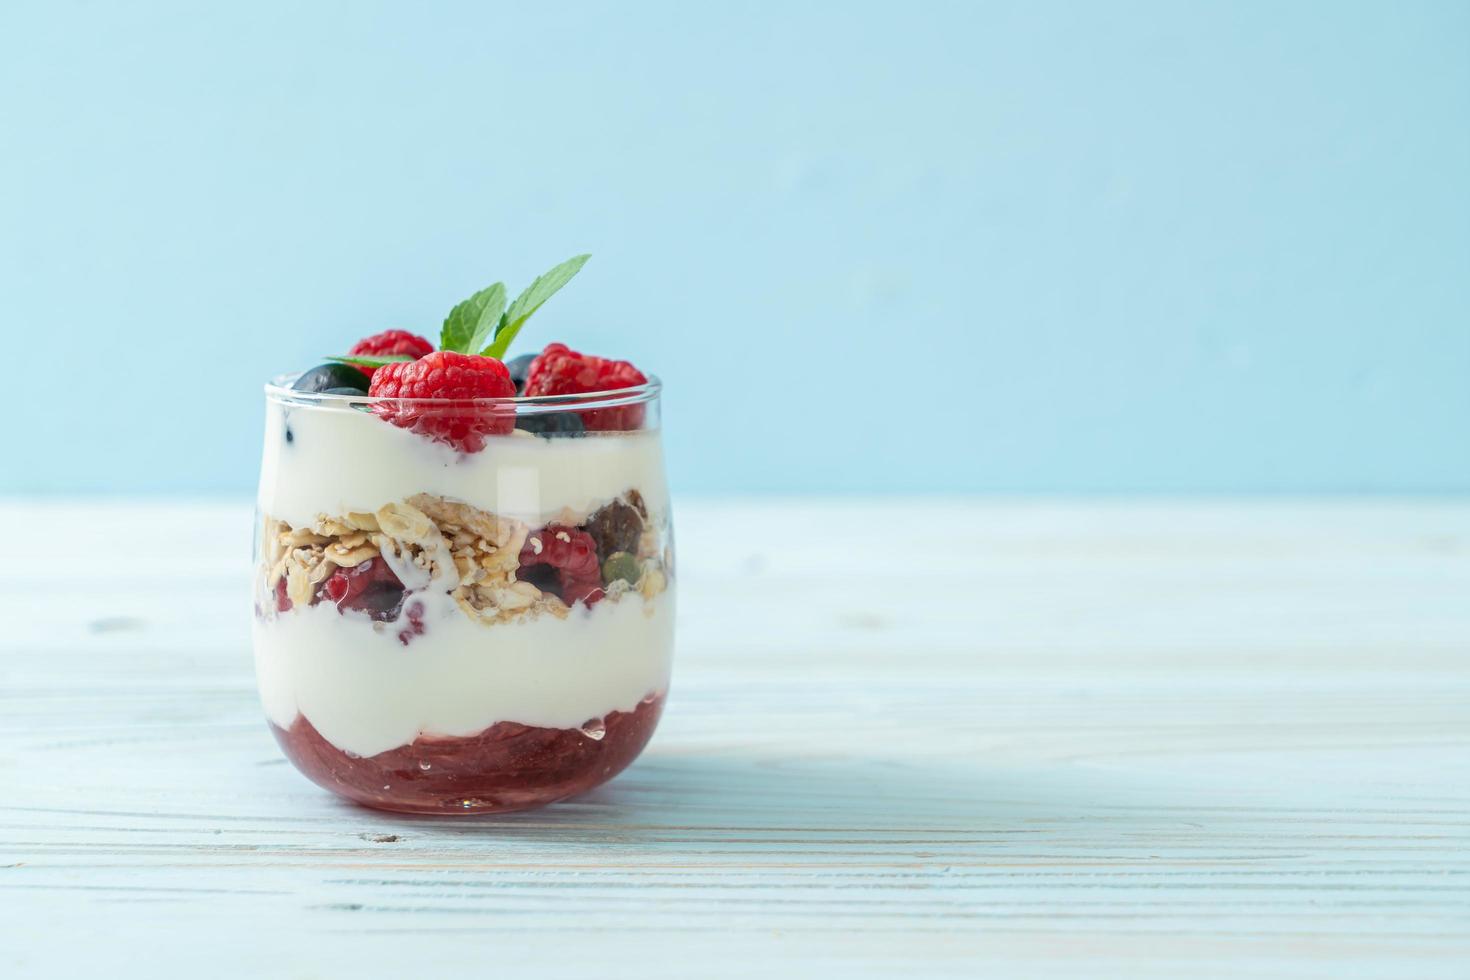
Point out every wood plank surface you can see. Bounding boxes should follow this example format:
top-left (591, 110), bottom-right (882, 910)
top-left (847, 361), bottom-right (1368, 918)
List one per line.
top-left (2, 499), bottom-right (1468, 978)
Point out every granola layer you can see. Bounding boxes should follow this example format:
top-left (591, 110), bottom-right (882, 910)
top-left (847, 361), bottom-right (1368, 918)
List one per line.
top-left (258, 490), bottom-right (669, 628)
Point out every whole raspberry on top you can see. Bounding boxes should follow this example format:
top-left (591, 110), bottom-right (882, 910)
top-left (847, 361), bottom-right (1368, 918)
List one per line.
top-left (349, 330), bottom-right (434, 378)
top-left (368, 351), bottom-right (516, 453)
top-left (516, 525), bottom-right (604, 607)
top-left (523, 343), bottom-right (648, 431)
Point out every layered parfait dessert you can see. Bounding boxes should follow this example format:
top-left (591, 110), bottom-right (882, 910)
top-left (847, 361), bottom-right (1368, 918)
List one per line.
top-left (253, 255), bottom-right (674, 813)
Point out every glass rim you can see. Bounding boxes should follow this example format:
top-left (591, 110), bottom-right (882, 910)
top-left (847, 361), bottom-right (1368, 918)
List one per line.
top-left (265, 371), bottom-right (662, 415)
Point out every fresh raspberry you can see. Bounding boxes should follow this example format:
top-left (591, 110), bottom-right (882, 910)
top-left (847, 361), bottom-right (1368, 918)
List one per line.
top-left (517, 525), bottom-right (604, 607)
top-left (523, 343), bottom-right (648, 431)
top-left (316, 557), bottom-right (407, 622)
top-left (349, 329), bottom-right (434, 379)
top-left (368, 351), bottom-right (517, 453)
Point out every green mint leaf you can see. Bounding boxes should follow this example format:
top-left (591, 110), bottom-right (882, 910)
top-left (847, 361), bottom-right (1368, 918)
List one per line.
top-left (464, 283), bottom-right (508, 354)
top-left (441, 282), bottom-right (507, 354)
top-left (483, 254), bottom-right (590, 359)
top-left (325, 354), bottom-right (414, 369)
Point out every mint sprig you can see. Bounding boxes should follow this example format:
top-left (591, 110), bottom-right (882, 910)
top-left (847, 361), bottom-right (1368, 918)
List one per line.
top-left (440, 282), bottom-right (507, 355)
top-left (326, 354), bottom-right (415, 369)
top-left (339, 253), bottom-right (591, 370)
top-left (482, 254), bottom-right (590, 359)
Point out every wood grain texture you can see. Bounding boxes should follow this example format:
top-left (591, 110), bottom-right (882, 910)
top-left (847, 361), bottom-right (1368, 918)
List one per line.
top-left (1, 499), bottom-right (1467, 978)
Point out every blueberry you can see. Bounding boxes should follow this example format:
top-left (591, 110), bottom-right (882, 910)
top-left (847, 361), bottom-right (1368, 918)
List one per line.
top-left (504, 352), bottom-right (536, 392)
top-left (515, 411), bottom-right (585, 437)
top-left (292, 363), bottom-right (370, 394)
top-left (320, 386), bottom-right (367, 395)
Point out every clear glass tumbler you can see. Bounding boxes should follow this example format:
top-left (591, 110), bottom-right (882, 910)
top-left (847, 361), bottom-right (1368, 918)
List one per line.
top-left (251, 377), bottom-right (674, 813)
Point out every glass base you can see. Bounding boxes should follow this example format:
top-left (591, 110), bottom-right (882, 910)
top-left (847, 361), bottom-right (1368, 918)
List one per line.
top-left (270, 693), bottom-right (665, 814)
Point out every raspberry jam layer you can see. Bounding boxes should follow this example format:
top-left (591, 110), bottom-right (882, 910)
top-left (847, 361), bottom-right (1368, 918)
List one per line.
top-left (270, 693), bottom-right (665, 814)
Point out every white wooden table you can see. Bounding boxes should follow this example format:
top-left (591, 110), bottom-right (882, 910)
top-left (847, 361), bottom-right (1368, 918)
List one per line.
top-left (2, 499), bottom-right (1468, 978)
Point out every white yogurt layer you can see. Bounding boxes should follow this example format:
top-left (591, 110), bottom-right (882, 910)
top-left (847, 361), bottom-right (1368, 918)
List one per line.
top-left (254, 592), bottom-right (675, 758)
top-left (258, 397), bottom-right (668, 528)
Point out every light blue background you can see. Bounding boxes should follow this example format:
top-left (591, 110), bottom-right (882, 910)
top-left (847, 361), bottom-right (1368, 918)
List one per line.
top-left (2, 1), bottom-right (1466, 495)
